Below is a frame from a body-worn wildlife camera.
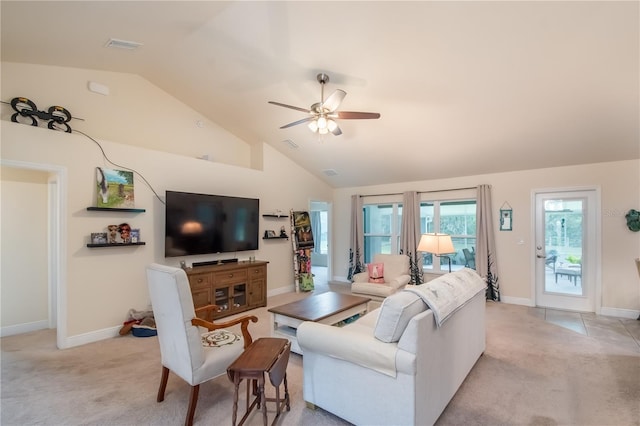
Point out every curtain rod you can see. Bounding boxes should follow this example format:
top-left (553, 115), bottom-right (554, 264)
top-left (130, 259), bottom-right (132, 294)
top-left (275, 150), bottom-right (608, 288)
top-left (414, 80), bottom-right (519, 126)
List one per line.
top-left (359, 185), bottom-right (481, 198)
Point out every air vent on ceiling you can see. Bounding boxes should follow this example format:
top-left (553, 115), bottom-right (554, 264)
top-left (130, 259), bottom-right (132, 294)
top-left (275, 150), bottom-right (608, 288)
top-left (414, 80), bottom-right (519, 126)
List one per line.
top-left (105, 38), bottom-right (143, 50)
top-left (282, 139), bottom-right (299, 149)
top-left (322, 169), bottom-right (339, 176)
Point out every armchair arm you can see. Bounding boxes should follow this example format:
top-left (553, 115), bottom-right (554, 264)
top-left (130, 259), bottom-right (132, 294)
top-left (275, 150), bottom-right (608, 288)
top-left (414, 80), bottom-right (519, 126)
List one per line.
top-left (194, 304), bottom-right (220, 321)
top-left (352, 271), bottom-right (369, 283)
top-left (191, 313), bottom-right (258, 349)
top-left (388, 274), bottom-right (411, 289)
top-left (297, 321), bottom-right (399, 377)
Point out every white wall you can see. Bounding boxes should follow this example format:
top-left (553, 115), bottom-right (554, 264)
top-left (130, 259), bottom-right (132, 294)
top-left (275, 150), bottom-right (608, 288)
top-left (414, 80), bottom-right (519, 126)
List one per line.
top-left (0, 167), bottom-right (49, 330)
top-left (1, 63), bottom-right (333, 347)
top-left (1, 62), bottom-right (251, 169)
top-left (332, 160), bottom-right (640, 315)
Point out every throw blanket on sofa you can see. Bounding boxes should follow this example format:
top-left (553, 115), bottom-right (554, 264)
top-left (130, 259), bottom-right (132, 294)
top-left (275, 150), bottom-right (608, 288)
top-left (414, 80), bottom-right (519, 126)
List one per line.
top-left (404, 268), bottom-right (485, 327)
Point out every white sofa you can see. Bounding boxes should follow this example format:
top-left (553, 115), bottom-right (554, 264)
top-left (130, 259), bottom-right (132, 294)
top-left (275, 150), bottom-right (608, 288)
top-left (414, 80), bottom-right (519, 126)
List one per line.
top-left (298, 268), bottom-right (486, 426)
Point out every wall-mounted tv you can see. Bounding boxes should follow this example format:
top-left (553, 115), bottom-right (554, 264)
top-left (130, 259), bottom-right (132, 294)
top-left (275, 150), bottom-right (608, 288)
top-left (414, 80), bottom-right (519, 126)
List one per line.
top-left (165, 191), bottom-right (259, 257)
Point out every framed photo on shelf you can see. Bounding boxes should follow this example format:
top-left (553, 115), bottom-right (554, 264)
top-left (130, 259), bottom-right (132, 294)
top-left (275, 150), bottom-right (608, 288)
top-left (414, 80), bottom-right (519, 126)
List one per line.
top-left (91, 232), bottom-right (108, 244)
top-left (95, 167), bottom-right (135, 209)
top-left (266, 230), bottom-right (276, 238)
top-left (130, 229), bottom-right (140, 243)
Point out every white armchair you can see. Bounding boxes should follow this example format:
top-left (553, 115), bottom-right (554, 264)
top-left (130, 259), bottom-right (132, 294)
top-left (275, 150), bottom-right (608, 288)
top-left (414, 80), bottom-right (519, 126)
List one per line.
top-left (146, 263), bottom-right (258, 426)
top-left (351, 254), bottom-right (411, 301)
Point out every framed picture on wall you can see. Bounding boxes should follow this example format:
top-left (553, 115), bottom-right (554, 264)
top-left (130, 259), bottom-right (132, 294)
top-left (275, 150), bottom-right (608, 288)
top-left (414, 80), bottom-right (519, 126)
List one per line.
top-left (500, 209), bottom-right (512, 231)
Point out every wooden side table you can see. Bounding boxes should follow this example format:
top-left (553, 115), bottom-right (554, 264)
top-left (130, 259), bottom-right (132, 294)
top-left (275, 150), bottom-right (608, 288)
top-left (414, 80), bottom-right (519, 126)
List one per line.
top-left (227, 338), bottom-right (291, 426)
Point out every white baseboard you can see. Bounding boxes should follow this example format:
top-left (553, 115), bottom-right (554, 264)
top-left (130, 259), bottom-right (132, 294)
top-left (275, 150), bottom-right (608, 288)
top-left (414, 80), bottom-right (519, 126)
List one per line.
top-left (497, 297), bottom-right (639, 319)
top-left (600, 307), bottom-right (640, 319)
top-left (268, 284), bottom-right (296, 298)
top-left (1, 320), bottom-right (49, 337)
top-left (500, 296), bottom-right (535, 307)
top-left (64, 325), bottom-right (121, 348)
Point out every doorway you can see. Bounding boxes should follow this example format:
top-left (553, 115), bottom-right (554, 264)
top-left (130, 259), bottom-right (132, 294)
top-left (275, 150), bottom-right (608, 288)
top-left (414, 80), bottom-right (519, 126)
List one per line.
top-left (534, 188), bottom-right (599, 312)
top-left (309, 201), bottom-right (330, 286)
top-left (0, 159), bottom-right (66, 348)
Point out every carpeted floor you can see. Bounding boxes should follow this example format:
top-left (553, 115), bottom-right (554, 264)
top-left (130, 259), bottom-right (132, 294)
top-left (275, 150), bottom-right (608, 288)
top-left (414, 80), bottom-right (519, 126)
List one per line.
top-left (1, 291), bottom-right (639, 426)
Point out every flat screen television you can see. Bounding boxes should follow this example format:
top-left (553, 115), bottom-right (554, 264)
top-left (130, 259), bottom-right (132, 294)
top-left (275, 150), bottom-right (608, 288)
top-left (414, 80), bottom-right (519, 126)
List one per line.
top-left (165, 190), bottom-right (259, 257)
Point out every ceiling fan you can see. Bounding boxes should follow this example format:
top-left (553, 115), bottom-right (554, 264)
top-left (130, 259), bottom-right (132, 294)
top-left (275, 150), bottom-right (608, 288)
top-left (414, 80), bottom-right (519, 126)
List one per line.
top-left (268, 73), bottom-right (380, 136)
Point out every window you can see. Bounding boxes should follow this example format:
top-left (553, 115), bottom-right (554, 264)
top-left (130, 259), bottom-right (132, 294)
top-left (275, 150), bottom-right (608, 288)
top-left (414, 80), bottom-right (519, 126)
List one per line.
top-left (363, 203), bottom-right (402, 263)
top-left (421, 200), bottom-right (476, 272)
top-left (362, 198), bottom-right (476, 272)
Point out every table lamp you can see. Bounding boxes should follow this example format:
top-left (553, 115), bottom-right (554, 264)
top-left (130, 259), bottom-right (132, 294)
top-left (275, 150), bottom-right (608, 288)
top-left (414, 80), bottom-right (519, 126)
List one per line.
top-left (418, 233), bottom-right (455, 273)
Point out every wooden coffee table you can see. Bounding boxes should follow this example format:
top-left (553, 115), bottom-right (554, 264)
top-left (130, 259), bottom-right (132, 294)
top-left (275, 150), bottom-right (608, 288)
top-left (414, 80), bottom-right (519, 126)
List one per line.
top-left (268, 291), bottom-right (370, 354)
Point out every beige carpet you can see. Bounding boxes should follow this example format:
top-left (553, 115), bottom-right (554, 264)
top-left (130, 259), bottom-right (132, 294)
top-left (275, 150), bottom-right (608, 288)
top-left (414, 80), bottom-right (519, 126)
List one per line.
top-left (1, 294), bottom-right (639, 426)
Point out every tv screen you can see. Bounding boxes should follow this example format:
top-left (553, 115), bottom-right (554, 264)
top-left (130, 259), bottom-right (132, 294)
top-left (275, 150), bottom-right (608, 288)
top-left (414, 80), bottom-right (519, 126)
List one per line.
top-left (165, 191), bottom-right (259, 257)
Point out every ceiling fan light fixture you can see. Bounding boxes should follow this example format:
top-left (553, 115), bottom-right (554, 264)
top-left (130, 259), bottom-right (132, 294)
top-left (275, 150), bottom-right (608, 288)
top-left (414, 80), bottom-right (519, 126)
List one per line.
top-left (268, 73), bottom-right (380, 136)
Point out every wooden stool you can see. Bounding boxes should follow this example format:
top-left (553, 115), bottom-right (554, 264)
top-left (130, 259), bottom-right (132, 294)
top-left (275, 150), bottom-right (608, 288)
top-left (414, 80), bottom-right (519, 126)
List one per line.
top-left (227, 338), bottom-right (291, 426)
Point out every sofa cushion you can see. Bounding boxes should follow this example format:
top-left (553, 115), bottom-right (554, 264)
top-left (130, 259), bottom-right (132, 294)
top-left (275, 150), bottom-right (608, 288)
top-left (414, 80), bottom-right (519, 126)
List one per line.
top-left (368, 262), bottom-right (385, 283)
top-left (352, 281), bottom-right (401, 298)
top-left (374, 290), bottom-right (425, 343)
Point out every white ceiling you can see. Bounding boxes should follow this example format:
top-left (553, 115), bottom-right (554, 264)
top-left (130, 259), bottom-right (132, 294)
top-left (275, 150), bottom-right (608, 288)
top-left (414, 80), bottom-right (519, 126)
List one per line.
top-left (2, 1), bottom-right (638, 188)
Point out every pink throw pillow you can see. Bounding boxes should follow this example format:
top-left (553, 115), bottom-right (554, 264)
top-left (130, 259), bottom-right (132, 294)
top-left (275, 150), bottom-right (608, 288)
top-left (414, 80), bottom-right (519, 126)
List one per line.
top-left (368, 263), bottom-right (385, 283)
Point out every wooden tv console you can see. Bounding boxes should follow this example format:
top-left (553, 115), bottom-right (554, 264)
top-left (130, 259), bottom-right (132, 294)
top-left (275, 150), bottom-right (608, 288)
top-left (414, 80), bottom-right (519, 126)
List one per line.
top-left (185, 260), bottom-right (268, 320)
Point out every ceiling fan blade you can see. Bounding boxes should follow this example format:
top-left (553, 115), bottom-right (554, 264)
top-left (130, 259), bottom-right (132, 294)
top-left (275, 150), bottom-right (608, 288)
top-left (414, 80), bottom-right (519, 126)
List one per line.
top-left (322, 89), bottom-right (346, 112)
top-left (335, 111), bottom-right (381, 120)
top-left (280, 116), bottom-right (315, 129)
top-left (330, 124), bottom-right (343, 136)
top-left (268, 101), bottom-right (311, 114)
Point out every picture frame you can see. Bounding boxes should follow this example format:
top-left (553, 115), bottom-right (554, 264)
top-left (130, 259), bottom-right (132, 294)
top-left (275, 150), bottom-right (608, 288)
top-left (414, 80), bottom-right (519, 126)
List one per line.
top-left (266, 230), bottom-right (277, 238)
top-left (292, 211), bottom-right (314, 249)
top-left (95, 167), bottom-right (135, 209)
top-left (91, 232), bottom-right (108, 244)
top-left (500, 209), bottom-right (513, 231)
top-left (130, 229), bottom-right (140, 243)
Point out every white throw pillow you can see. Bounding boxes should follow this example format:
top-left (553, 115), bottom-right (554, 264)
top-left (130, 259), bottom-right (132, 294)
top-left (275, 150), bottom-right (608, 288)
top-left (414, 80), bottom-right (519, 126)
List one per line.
top-left (374, 290), bottom-right (425, 343)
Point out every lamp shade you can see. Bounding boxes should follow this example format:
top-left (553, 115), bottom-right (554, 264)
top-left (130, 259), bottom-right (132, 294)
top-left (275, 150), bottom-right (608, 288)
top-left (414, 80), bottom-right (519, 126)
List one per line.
top-left (417, 233), bottom-right (455, 255)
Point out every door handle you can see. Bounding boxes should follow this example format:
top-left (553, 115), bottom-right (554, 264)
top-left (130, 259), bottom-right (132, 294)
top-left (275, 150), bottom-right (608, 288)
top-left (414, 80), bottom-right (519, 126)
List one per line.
top-left (536, 254), bottom-right (546, 258)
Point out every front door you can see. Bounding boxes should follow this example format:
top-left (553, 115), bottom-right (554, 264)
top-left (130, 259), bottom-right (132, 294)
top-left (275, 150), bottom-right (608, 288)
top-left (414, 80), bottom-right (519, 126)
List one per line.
top-left (534, 189), bottom-right (598, 312)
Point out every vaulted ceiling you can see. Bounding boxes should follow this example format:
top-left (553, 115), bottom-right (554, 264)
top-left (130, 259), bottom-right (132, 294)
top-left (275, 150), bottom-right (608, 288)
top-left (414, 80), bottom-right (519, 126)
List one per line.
top-left (2, 1), bottom-right (638, 188)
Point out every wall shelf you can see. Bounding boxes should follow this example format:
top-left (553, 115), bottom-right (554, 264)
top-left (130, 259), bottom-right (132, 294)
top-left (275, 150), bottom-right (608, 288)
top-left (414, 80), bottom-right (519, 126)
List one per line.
top-left (87, 207), bottom-right (146, 213)
top-left (262, 214), bottom-right (288, 219)
top-left (263, 236), bottom-right (289, 240)
top-left (87, 242), bottom-right (146, 248)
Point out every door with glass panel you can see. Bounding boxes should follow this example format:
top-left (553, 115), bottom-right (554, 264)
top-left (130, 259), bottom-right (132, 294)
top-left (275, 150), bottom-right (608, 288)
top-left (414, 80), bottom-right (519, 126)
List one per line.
top-left (534, 190), bottom-right (596, 312)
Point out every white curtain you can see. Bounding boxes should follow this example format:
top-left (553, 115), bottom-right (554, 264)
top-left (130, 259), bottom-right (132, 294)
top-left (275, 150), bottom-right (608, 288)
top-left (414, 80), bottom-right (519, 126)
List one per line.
top-left (400, 191), bottom-right (423, 284)
top-left (476, 184), bottom-right (500, 300)
top-left (348, 195), bottom-right (365, 280)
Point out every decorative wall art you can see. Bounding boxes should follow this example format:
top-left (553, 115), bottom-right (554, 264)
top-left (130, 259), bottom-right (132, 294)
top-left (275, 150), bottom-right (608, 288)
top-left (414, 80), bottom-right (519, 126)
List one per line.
top-left (292, 211), bottom-right (314, 249)
top-left (500, 202), bottom-right (513, 231)
top-left (291, 210), bottom-right (315, 292)
top-left (95, 167), bottom-right (135, 208)
top-left (625, 209), bottom-right (640, 232)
